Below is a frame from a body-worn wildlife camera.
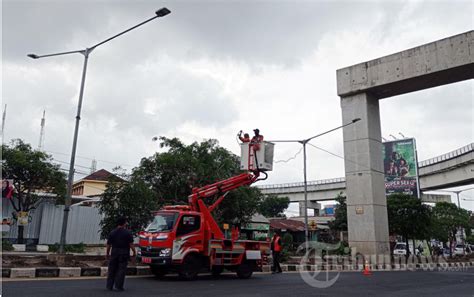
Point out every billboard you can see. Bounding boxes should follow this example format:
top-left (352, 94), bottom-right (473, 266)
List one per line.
top-left (383, 138), bottom-right (419, 197)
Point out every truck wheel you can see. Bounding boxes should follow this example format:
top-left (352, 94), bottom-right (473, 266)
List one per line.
top-left (236, 261), bottom-right (253, 279)
top-left (211, 266), bottom-right (224, 277)
top-left (178, 254), bottom-right (201, 280)
top-left (150, 266), bottom-right (168, 278)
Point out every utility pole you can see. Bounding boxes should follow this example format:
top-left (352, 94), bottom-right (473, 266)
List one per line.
top-left (268, 118), bottom-right (361, 249)
top-left (90, 159), bottom-right (97, 174)
top-left (38, 110), bottom-right (46, 150)
top-left (2, 104), bottom-right (7, 144)
top-left (29, 7), bottom-right (171, 254)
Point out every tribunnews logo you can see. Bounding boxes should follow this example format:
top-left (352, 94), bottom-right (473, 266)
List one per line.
top-left (297, 241), bottom-right (469, 288)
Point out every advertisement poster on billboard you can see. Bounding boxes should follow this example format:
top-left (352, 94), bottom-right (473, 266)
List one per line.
top-left (383, 138), bottom-right (419, 197)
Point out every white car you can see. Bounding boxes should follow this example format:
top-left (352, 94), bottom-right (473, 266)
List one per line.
top-left (393, 243), bottom-right (420, 256)
top-left (453, 244), bottom-right (465, 256)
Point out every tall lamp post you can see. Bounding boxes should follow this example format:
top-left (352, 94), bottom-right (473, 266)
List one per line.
top-left (269, 118), bottom-right (361, 247)
top-left (28, 8), bottom-right (171, 253)
top-left (441, 187), bottom-right (474, 208)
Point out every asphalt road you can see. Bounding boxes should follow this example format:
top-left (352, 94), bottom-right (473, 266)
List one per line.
top-left (3, 269), bottom-right (474, 297)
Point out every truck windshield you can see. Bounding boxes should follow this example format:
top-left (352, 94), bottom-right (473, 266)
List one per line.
top-left (146, 213), bottom-right (178, 232)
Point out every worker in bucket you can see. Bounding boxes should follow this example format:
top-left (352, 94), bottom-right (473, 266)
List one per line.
top-left (238, 130), bottom-right (250, 143)
top-left (251, 129), bottom-right (264, 150)
top-left (106, 217), bottom-right (136, 291)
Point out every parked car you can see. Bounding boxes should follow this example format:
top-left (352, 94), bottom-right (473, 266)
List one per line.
top-left (393, 243), bottom-right (420, 256)
top-left (453, 244), bottom-right (465, 256)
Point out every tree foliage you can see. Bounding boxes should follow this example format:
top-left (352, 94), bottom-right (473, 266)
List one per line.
top-left (102, 137), bottom-right (263, 231)
top-left (133, 137), bottom-right (243, 205)
top-left (258, 194), bottom-right (290, 218)
top-left (329, 193), bottom-right (347, 232)
top-left (387, 193), bottom-right (432, 255)
top-left (431, 202), bottom-right (470, 256)
top-left (387, 193), bottom-right (432, 238)
top-left (1, 139), bottom-right (66, 242)
top-left (98, 177), bottom-right (157, 239)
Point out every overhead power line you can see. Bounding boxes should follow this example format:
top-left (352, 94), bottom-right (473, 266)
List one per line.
top-left (274, 147), bottom-right (304, 164)
top-left (307, 143), bottom-right (386, 175)
top-left (46, 150), bottom-right (133, 168)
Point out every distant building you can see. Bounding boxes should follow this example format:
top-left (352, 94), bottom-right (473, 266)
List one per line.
top-left (71, 169), bottom-right (124, 197)
top-left (269, 218), bottom-right (306, 244)
top-left (322, 204), bottom-right (336, 216)
top-left (241, 213), bottom-right (270, 241)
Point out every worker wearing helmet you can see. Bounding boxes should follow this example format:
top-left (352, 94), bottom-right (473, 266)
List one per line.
top-left (251, 129), bottom-right (264, 151)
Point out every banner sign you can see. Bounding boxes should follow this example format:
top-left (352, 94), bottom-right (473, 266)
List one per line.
top-left (383, 138), bottom-right (419, 197)
top-left (2, 179), bottom-right (14, 199)
top-left (17, 211), bottom-right (29, 226)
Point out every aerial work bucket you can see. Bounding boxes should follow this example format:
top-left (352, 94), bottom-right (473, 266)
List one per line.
top-left (240, 141), bottom-right (274, 171)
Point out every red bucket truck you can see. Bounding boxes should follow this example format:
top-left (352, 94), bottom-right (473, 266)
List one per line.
top-left (137, 138), bottom-right (274, 280)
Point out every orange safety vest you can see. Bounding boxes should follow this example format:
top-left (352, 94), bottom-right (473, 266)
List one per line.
top-left (273, 235), bottom-right (282, 252)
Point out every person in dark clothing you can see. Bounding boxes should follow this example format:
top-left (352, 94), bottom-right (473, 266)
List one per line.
top-left (106, 217), bottom-right (136, 291)
top-left (271, 232), bottom-right (282, 274)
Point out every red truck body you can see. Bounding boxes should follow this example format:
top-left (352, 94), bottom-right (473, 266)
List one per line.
top-left (137, 171), bottom-right (270, 280)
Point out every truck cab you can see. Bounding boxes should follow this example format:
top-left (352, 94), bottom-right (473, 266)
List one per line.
top-left (138, 208), bottom-right (203, 272)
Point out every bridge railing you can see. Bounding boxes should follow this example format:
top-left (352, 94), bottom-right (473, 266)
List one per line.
top-left (418, 142), bottom-right (473, 168)
top-left (257, 177), bottom-right (346, 190)
top-left (259, 143), bottom-right (473, 190)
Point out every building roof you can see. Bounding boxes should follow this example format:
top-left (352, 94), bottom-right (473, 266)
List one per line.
top-left (251, 213), bottom-right (270, 224)
top-left (269, 218), bottom-right (305, 232)
top-left (75, 169), bottom-right (124, 183)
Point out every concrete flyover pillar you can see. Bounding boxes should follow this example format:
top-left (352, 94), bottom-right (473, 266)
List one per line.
top-left (336, 31), bottom-right (473, 261)
top-left (299, 201), bottom-right (320, 216)
top-left (340, 93), bottom-right (389, 257)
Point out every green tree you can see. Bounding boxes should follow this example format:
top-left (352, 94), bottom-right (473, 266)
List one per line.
top-left (98, 177), bottom-right (157, 239)
top-left (1, 139), bottom-right (66, 243)
top-left (431, 202), bottom-right (470, 257)
top-left (258, 194), bottom-right (290, 218)
top-left (329, 193), bottom-right (347, 232)
top-left (131, 137), bottom-right (262, 227)
top-left (387, 193), bottom-right (432, 256)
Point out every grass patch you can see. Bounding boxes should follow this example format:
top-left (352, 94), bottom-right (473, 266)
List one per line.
top-left (48, 242), bottom-right (85, 253)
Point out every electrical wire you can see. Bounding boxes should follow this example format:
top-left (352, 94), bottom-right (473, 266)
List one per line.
top-left (274, 147), bottom-right (303, 164)
top-left (46, 150), bottom-right (133, 168)
top-left (58, 168), bottom-right (88, 176)
top-left (53, 159), bottom-right (92, 170)
top-left (307, 143), bottom-right (386, 175)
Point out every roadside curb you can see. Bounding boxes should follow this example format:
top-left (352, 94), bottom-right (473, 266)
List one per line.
top-left (2, 262), bottom-right (472, 278)
top-left (2, 266), bottom-right (153, 279)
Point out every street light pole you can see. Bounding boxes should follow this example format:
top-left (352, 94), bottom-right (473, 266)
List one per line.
top-left (302, 142), bottom-right (308, 244)
top-left (437, 187), bottom-right (474, 249)
top-left (28, 8), bottom-right (171, 254)
top-left (269, 118), bottom-right (361, 248)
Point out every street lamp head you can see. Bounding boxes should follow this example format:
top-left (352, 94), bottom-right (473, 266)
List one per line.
top-left (27, 54), bottom-right (39, 59)
top-left (352, 118), bottom-right (361, 123)
top-left (155, 7), bottom-right (171, 17)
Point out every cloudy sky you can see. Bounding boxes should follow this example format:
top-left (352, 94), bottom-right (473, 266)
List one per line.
top-left (2, 0), bottom-right (473, 212)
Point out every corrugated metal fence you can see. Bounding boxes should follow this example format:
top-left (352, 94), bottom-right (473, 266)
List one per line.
top-left (2, 199), bottom-right (105, 244)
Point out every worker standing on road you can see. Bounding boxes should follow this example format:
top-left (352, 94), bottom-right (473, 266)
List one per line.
top-left (106, 217), bottom-right (136, 291)
top-left (271, 232), bottom-right (283, 274)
